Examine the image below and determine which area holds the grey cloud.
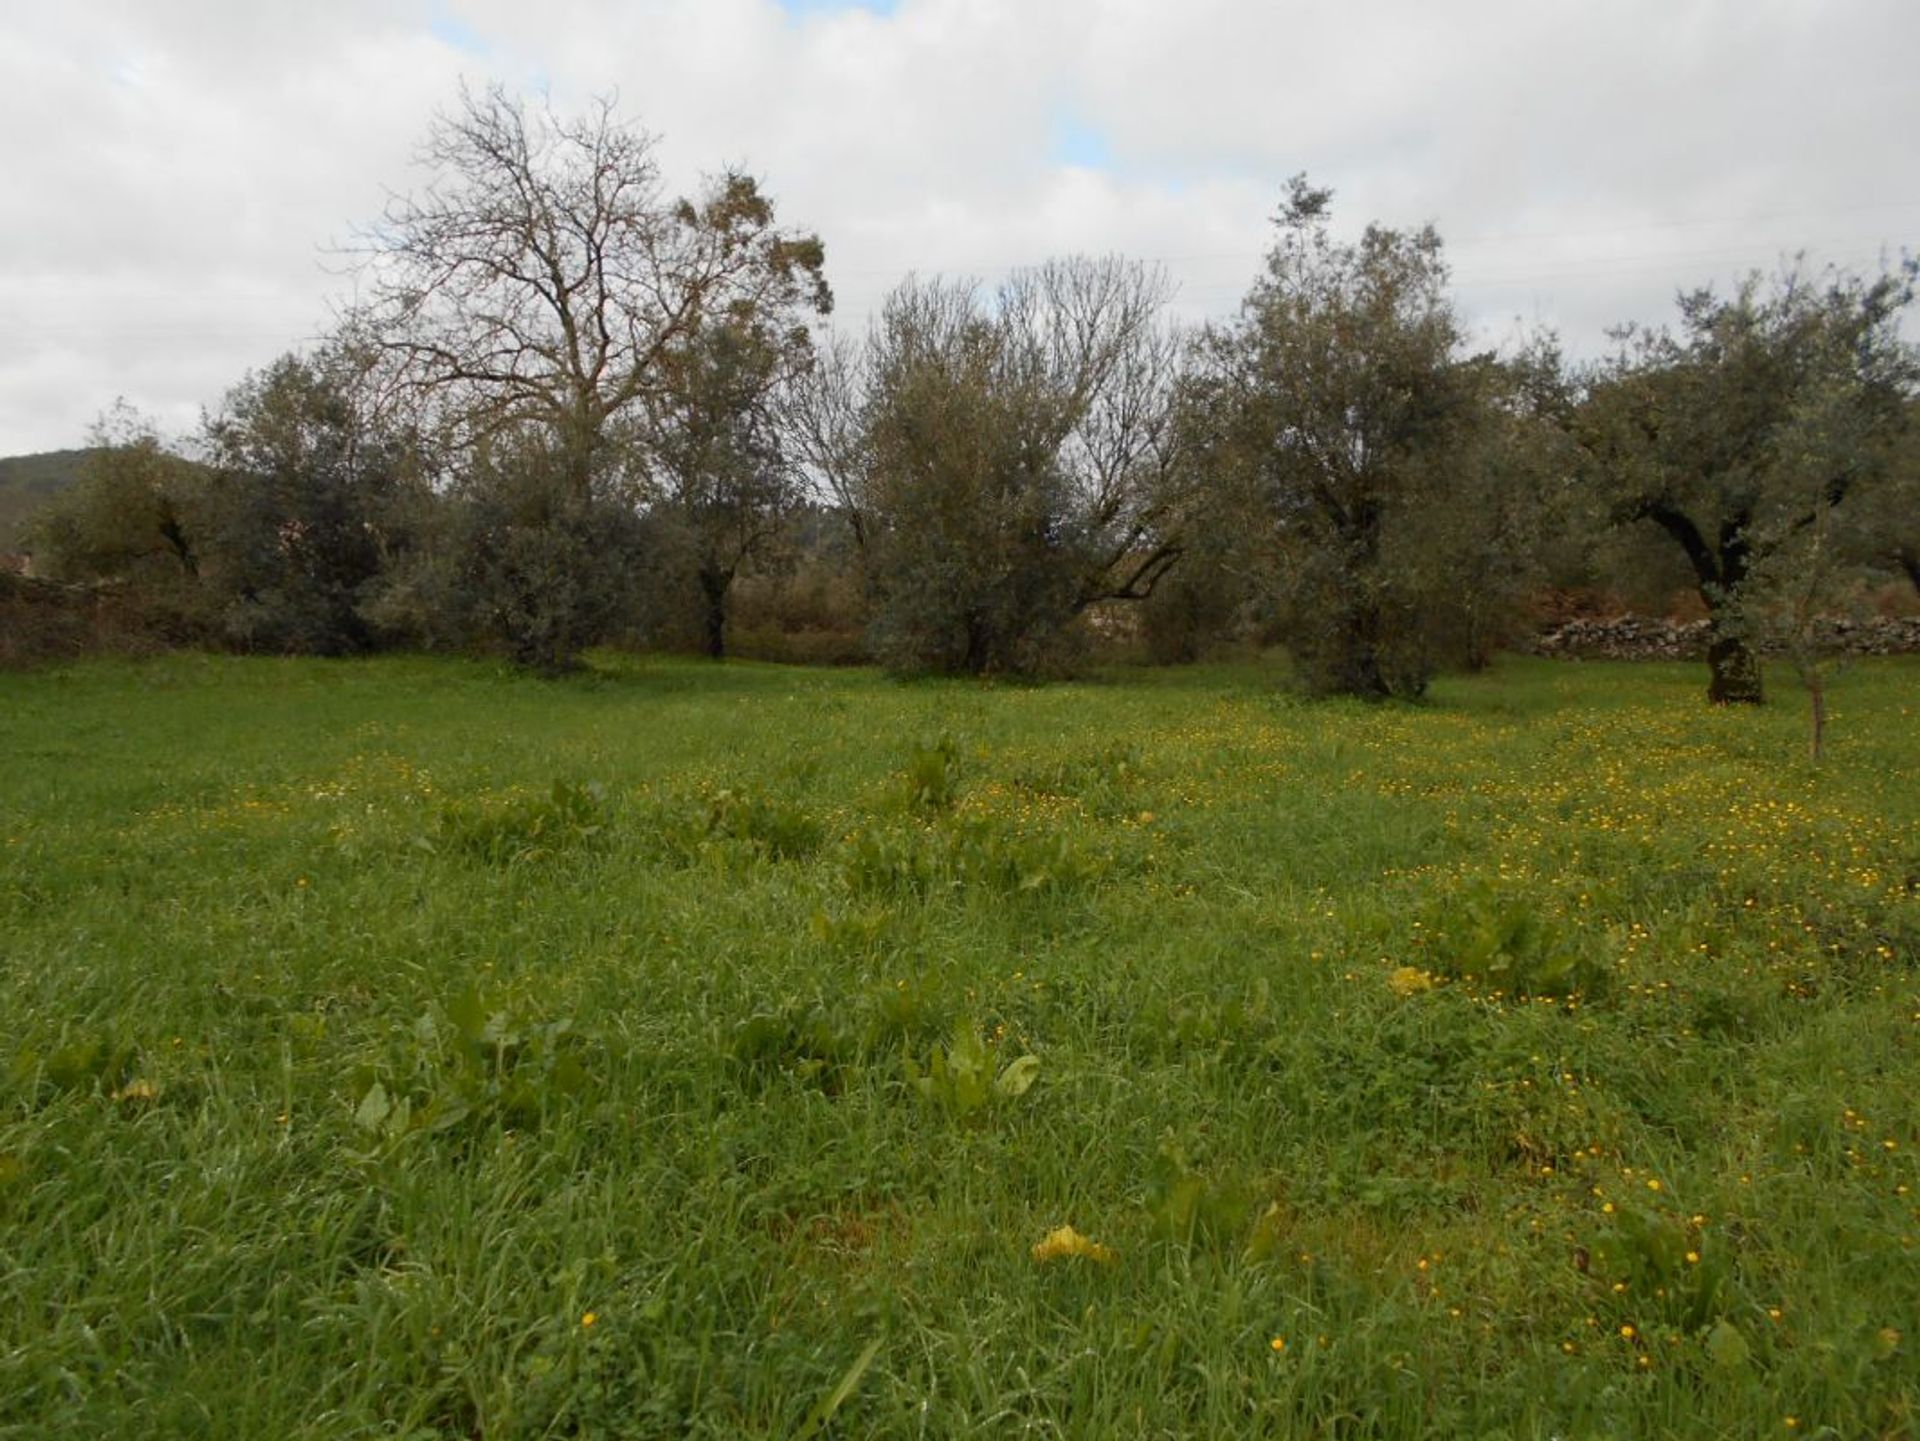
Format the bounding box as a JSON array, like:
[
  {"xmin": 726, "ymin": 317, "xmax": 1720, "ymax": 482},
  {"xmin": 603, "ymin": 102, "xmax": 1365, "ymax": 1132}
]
[{"xmin": 3, "ymin": 0, "xmax": 1914, "ymax": 453}]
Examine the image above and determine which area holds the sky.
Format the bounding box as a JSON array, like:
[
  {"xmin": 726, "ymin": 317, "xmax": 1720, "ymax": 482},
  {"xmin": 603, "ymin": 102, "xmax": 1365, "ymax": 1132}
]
[{"xmin": 2, "ymin": 0, "xmax": 1916, "ymax": 456}]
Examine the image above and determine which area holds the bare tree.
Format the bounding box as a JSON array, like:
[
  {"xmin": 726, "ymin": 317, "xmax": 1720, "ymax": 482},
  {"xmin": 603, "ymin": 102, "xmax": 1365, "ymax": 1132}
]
[
  {"xmin": 343, "ymin": 84, "xmax": 829, "ymax": 670},
  {"xmin": 353, "ymin": 83, "xmax": 830, "ymax": 503},
  {"xmin": 784, "ymin": 329, "xmax": 874, "ymax": 550},
  {"xmin": 1042, "ymin": 259, "xmax": 1191, "ymax": 608}
]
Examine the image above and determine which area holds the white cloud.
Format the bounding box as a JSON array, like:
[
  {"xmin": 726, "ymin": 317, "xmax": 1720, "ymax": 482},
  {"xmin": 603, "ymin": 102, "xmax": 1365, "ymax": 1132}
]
[{"xmin": 2, "ymin": 0, "xmax": 1915, "ymax": 452}]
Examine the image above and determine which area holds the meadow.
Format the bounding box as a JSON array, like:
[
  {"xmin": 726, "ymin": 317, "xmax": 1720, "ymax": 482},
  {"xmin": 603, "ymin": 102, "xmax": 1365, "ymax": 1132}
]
[{"xmin": 1, "ymin": 652, "xmax": 1915, "ymax": 1439}]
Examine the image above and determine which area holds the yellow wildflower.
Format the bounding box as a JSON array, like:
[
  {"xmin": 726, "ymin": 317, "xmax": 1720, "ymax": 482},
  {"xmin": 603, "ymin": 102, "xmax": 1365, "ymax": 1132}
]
[
  {"xmin": 1031, "ymin": 1225, "xmax": 1115, "ymax": 1265},
  {"xmin": 1388, "ymin": 966, "xmax": 1436, "ymax": 997}
]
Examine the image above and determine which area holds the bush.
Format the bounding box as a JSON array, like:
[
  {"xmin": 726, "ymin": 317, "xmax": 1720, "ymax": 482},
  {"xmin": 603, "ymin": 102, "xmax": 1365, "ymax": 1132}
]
[
  {"xmin": 1283, "ymin": 558, "xmax": 1437, "ymax": 700},
  {"xmin": 441, "ymin": 439, "xmax": 646, "ymax": 673}
]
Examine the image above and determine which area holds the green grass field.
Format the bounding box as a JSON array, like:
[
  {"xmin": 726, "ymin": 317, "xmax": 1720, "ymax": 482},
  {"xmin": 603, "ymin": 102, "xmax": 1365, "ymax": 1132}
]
[{"xmin": 2, "ymin": 653, "xmax": 1916, "ymax": 1438}]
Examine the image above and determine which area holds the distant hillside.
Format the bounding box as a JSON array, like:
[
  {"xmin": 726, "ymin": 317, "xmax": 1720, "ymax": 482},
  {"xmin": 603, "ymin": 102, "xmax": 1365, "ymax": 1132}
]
[{"xmin": 0, "ymin": 449, "xmax": 96, "ymax": 548}]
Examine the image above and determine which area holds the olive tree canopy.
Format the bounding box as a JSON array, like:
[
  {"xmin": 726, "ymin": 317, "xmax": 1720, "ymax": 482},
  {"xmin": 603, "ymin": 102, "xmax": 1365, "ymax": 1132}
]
[
  {"xmin": 1581, "ymin": 261, "xmax": 1917, "ymax": 703},
  {"xmin": 1192, "ymin": 178, "xmax": 1488, "ymax": 698}
]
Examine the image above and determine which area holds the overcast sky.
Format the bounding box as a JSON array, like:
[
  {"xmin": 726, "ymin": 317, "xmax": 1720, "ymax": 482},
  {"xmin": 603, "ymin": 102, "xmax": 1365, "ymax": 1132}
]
[{"xmin": 3, "ymin": 0, "xmax": 1916, "ymax": 456}]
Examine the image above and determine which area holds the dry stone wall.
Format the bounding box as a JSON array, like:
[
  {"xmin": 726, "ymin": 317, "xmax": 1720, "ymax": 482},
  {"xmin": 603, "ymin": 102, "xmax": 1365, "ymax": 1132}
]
[{"xmin": 1523, "ymin": 615, "xmax": 1920, "ymax": 660}]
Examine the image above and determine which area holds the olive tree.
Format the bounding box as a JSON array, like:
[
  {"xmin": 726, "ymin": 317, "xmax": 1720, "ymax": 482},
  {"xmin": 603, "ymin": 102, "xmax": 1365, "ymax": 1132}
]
[
  {"xmin": 1580, "ymin": 261, "xmax": 1917, "ymax": 703},
  {"xmin": 30, "ymin": 404, "xmax": 204, "ymax": 591},
  {"xmin": 1191, "ymin": 178, "xmax": 1487, "ymax": 698},
  {"xmin": 1429, "ymin": 339, "xmax": 1581, "ymax": 671},
  {"xmin": 633, "ymin": 317, "xmax": 810, "ymax": 658},
  {"xmin": 811, "ymin": 257, "xmax": 1187, "ymax": 675},
  {"xmin": 199, "ymin": 349, "xmax": 419, "ymax": 654},
  {"xmin": 1841, "ymin": 396, "xmax": 1920, "ymax": 598}
]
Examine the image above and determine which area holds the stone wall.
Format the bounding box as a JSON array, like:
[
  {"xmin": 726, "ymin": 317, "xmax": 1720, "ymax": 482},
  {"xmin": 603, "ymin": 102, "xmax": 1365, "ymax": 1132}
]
[
  {"xmin": 1522, "ymin": 614, "xmax": 1920, "ymax": 661},
  {"xmin": 0, "ymin": 573, "xmax": 172, "ymax": 666}
]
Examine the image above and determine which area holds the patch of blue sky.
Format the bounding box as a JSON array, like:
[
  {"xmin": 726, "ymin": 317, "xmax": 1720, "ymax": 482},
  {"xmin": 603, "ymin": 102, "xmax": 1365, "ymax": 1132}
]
[
  {"xmin": 777, "ymin": 0, "xmax": 900, "ymax": 16},
  {"xmin": 429, "ymin": 3, "xmax": 488, "ymax": 55},
  {"xmin": 1051, "ymin": 112, "xmax": 1112, "ymax": 171}
]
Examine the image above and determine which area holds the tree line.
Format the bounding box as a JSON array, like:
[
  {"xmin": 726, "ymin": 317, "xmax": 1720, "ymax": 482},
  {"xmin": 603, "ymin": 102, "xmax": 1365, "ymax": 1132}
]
[{"xmin": 22, "ymin": 86, "xmax": 1920, "ymax": 704}]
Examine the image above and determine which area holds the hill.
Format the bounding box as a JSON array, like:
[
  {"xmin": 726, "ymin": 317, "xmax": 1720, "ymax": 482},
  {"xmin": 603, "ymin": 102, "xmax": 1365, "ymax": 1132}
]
[{"xmin": 0, "ymin": 448, "xmax": 96, "ymax": 549}]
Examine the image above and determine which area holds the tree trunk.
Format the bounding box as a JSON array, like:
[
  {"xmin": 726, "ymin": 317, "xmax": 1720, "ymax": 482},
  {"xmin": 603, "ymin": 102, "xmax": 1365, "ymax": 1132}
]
[
  {"xmin": 1896, "ymin": 544, "xmax": 1920, "ymax": 599},
  {"xmin": 157, "ymin": 504, "xmax": 199, "ymax": 580},
  {"xmin": 1338, "ymin": 506, "xmax": 1393, "ymax": 698},
  {"xmin": 1639, "ymin": 502, "xmax": 1768, "ymax": 705},
  {"xmin": 962, "ymin": 608, "xmax": 991, "ymax": 675},
  {"xmin": 1351, "ymin": 605, "xmax": 1389, "ymax": 698},
  {"xmin": 1807, "ymin": 666, "xmax": 1826, "ymax": 761},
  {"xmin": 699, "ymin": 568, "xmax": 729, "ymax": 660},
  {"xmin": 1705, "ymin": 623, "xmax": 1764, "ymax": 704},
  {"xmin": 1704, "ymin": 513, "xmax": 1763, "ymax": 704},
  {"xmin": 1462, "ymin": 604, "xmax": 1495, "ymax": 673}
]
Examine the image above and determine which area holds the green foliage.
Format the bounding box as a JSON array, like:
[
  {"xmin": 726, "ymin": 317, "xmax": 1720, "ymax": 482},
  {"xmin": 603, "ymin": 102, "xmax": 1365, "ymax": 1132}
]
[
  {"xmin": 198, "ymin": 350, "xmax": 418, "ymax": 655},
  {"xmin": 27, "ymin": 408, "xmax": 206, "ymax": 605},
  {"xmin": 840, "ymin": 822, "xmax": 944, "ymax": 897},
  {"xmin": 729, "ymin": 1001, "xmax": 863, "ymax": 1094},
  {"xmin": 1139, "ymin": 536, "xmax": 1258, "ymax": 664},
  {"xmin": 10, "ymin": 1033, "xmax": 138, "ymax": 1102},
  {"xmin": 904, "ymin": 1017, "xmax": 1040, "ymax": 1120},
  {"xmin": 946, "ymin": 818, "xmax": 1110, "ymax": 895},
  {"xmin": 1580, "ymin": 1197, "xmax": 1733, "ymax": 1335},
  {"xmin": 350, "ymin": 987, "xmax": 597, "ymax": 1142},
  {"xmin": 437, "ymin": 434, "xmax": 649, "ymax": 673},
  {"xmin": 807, "ymin": 904, "xmax": 897, "ymax": 954},
  {"xmin": 1009, "ymin": 741, "xmax": 1143, "ymax": 819},
  {"xmin": 1193, "ymin": 177, "xmax": 1526, "ymax": 699},
  {"xmin": 893, "ymin": 735, "xmax": 960, "ymax": 811},
  {"xmin": 431, "ymin": 780, "xmax": 611, "ymax": 865},
  {"xmin": 704, "ymin": 788, "xmax": 824, "ymax": 860},
  {"xmin": 1421, "ymin": 881, "xmax": 1611, "ymax": 999},
  {"xmin": 839, "ymin": 816, "xmax": 1109, "ymax": 899},
  {"xmin": 729, "ymin": 982, "xmax": 956, "ymax": 1095},
  {"xmin": 847, "ymin": 261, "xmax": 1184, "ymax": 676},
  {"xmin": 1146, "ymin": 1136, "xmax": 1258, "ymax": 1251},
  {"xmin": 640, "ymin": 786, "xmax": 824, "ymax": 866},
  {"xmin": 1133, "ymin": 981, "xmax": 1276, "ymax": 1066}
]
